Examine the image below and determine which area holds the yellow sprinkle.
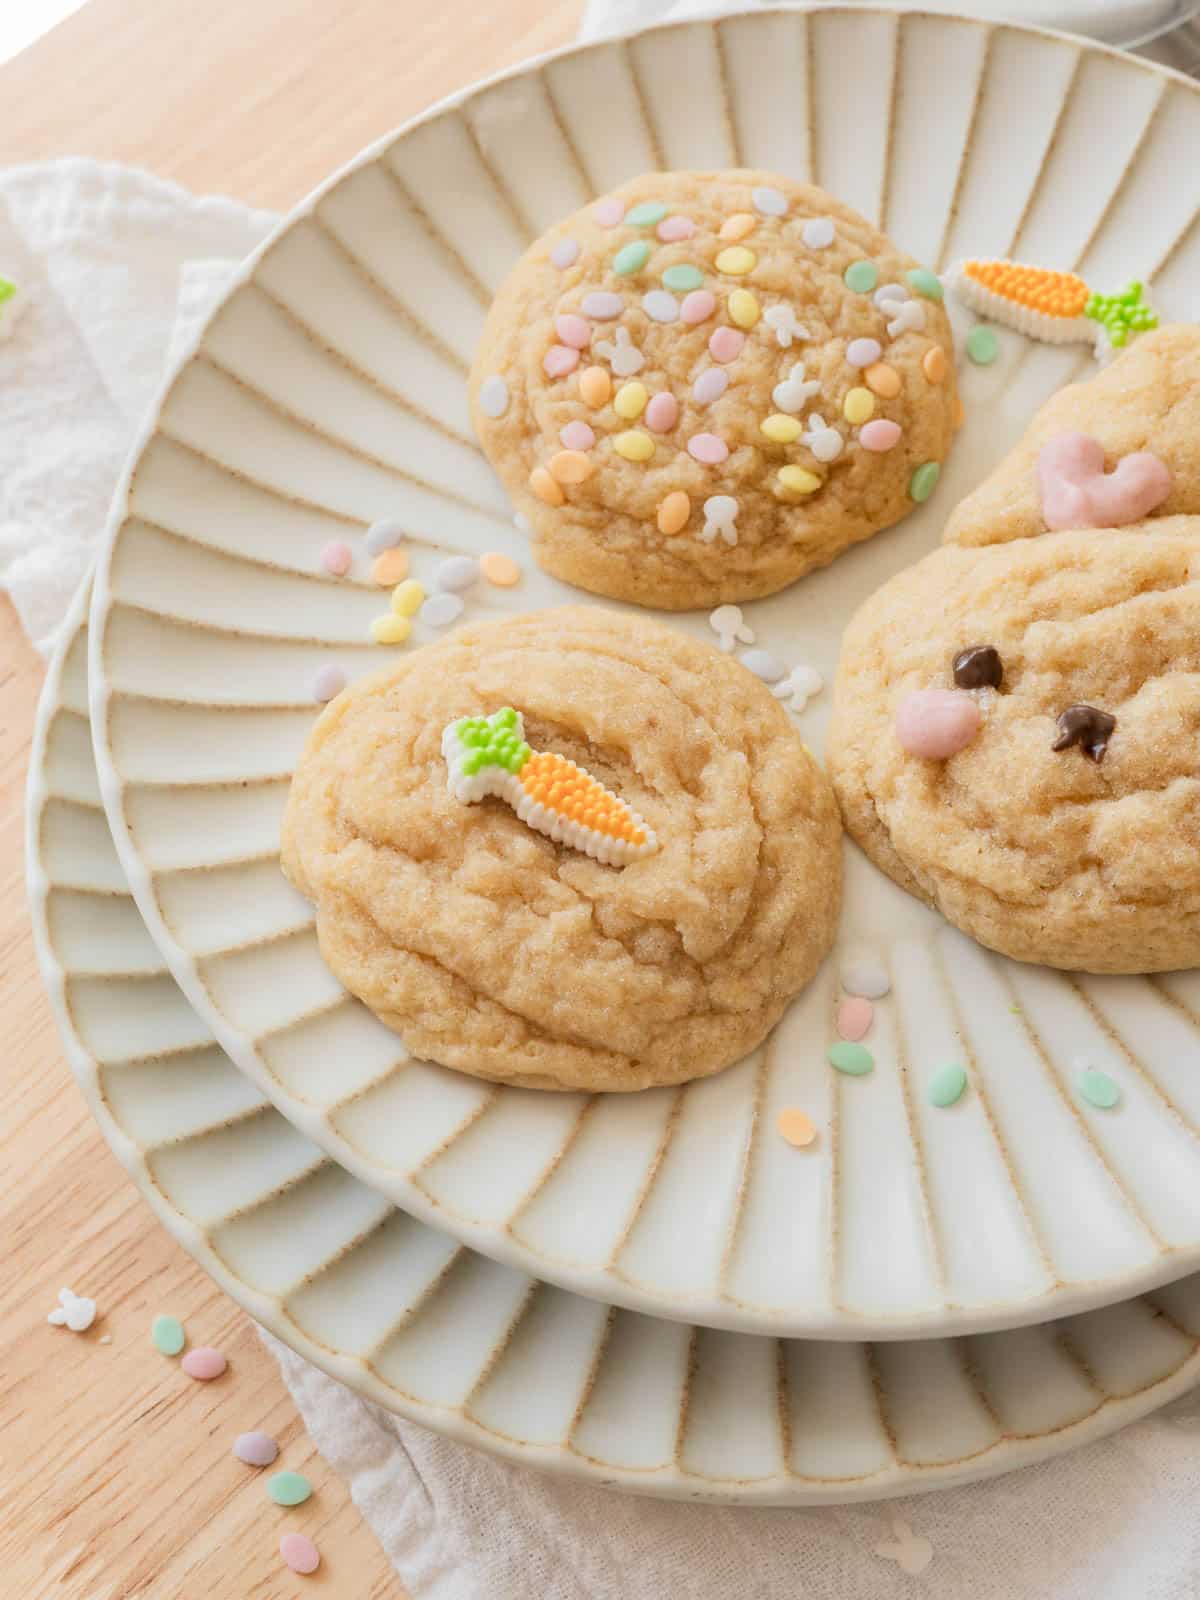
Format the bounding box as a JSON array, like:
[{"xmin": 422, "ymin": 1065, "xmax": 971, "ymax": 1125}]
[
  {"xmin": 657, "ymin": 490, "xmax": 690, "ymax": 534},
  {"xmin": 549, "ymin": 449, "xmax": 594, "ymax": 484},
  {"xmin": 760, "ymin": 413, "xmax": 802, "ymax": 443},
  {"xmin": 728, "ymin": 288, "xmax": 760, "ymax": 328},
  {"xmin": 719, "ymin": 212, "xmax": 756, "ymax": 242},
  {"xmin": 578, "ymin": 366, "xmax": 611, "ymax": 408},
  {"xmin": 613, "ymin": 430, "xmax": 654, "ymax": 462},
  {"xmin": 843, "ymin": 387, "xmax": 875, "ymax": 425},
  {"xmin": 530, "ymin": 465, "xmax": 565, "ymax": 506},
  {"xmin": 716, "ymin": 246, "xmax": 756, "ymax": 276},
  {"xmin": 370, "ymin": 613, "xmax": 412, "ymax": 645},
  {"xmin": 613, "ymin": 381, "xmax": 648, "ymax": 420},
  {"xmin": 778, "ymin": 465, "xmax": 821, "ymax": 496},
  {"xmin": 390, "ymin": 578, "xmax": 425, "ymax": 617}
]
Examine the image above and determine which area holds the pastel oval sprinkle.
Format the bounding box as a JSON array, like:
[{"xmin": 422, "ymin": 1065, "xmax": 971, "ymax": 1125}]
[
  {"xmin": 555, "ymin": 313, "xmax": 591, "ymax": 349},
  {"xmin": 268, "ymin": 1470, "xmax": 313, "ymax": 1508},
  {"xmin": 778, "ymin": 465, "xmax": 820, "ymax": 496},
  {"xmin": 828, "ymin": 1041, "xmax": 874, "ymax": 1076},
  {"xmin": 614, "ymin": 429, "xmax": 654, "ymax": 462},
  {"xmin": 365, "ymin": 517, "xmax": 405, "ymax": 554},
  {"xmin": 529, "ymin": 465, "xmax": 565, "ymax": 505},
  {"xmin": 626, "ymin": 200, "xmax": 668, "ymax": 227},
  {"xmin": 777, "ymin": 1108, "xmax": 817, "ymax": 1148},
  {"xmin": 370, "ymin": 613, "xmax": 411, "ymax": 645},
  {"xmin": 657, "ymin": 491, "xmax": 690, "ymax": 534},
  {"xmin": 760, "ymin": 413, "xmax": 802, "ymax": 443},
  {"xmin": 478, "ymin": 375, "xmax": 509, "ymax": 418},
  {"xmin": 740, "ymin": 649, "xmax": 786, "ymax": 682},
  {"xmin": 929, "ymin": 1063, "xmax": 968, "ymax": 1108},
  {"xmin": 645, "ymin": 392, "xmax": 679, "ymax": 432},
  {"xmin": 181, "ymin": 1346, "xmax": 227, "ymax": 1381},
  {"xmin": 550, "ymin": 237, "xmax": 580, "ymax": 270},
  {"xmin": 657, "ymin": 214, "xmax": 696, "ymax": 242},
  {"xmin": 837, "ymin": 996, "xmax": 874, "ymax": 1041},
  {"xmin": 233, "ymin": 1431, "xmax": 279, "ymax": 1467},
  {"xmin": 842, "ymin": 960, "xmax": 890, "ymax": 999},
  {"xmin": 716, "ymin": 245, "xmax": 756, "ymax": 276},
  {"xmin": 846, "ymin": 337, "xmax": 882, "ymax": 368},
  {"xmin": 753, "ymin": 186, "xmax": 788, "ymax": 217},
  {"xmin": 844, "ymin": 260, "xmax": 878, "ymax": 293},
  {"xmin": 896, "ymin": 687, "xmax": 979, "ymax": 758},
  {"xmin": 613, "ymin": 381, "xmax": 648, "ymax": 419},
  {"xmin": 319, "ymin": 540, "xmax": 352, "ymax": 577},
  {"xmin": 719, "ymin": 213, "xmax": 757, "ymax": 242},
  {"xmin": 662, "ymin": 263, "xmax": 704, "ymax": 293},
  {"xmin": 582, "ymin": 291, "xmax": 623, "ymax": 320},
  {"xmin": 708, "ymin": 326, "xmax": 745, "ymax": 362},
  {"xmin": 311, "ymin": 664, "xmax": 346, "ymax": 703},
  {"xmin": 371, "ymin": 548, "xmax": 409, "ymax": 586},
  {"xmin": 419, "ymin": 592, "xmax": 464, "ymax": 628},
  {"xmin": 802, "ymin": 216, "xmax": 835, "ymax": 249},
  {"xmin": 728, "ymin": 289, "xmax": 760, "ymax": 329},
  {"xmin": 578, "ymin": 365, "xmax": 612, "ymax": 407},
  {"xmin": 967, "ymin": 324, "xmax": 999, "ymax": 365},
  {"xmin": 613, "ymin": 240, "xmax": 651, "ymax": 276},
  {"xmin": 907, "ymin": 266, "xmax": 944, "ymax": 301},
  {"xmin": 642, "ymin": 289, "xmax": 679, "ymax": 323},
  {"xmin": 692, "ymin": 368, "xmax": 729, "ymax": 406},
  {"xmin": 390, "ymin": 578, "xmax": 425, "ymax": 617},
  {"xmin": 865, "ymin": 362, "xmax": 902, "ymax": 398},
  {"xmin": 559, "ymin": 419, "xmax": 595, "ymax": 451},
  {"xmin": 843, "ymin": 388, "xmax": 875, "ymax": 425},
  {"xmin": 688, "ymin": 432, "xmax": 729, "ymax": 465},
  {"xmin": 1079, "ymin": 1067, "xmax": 1121, "ymax": 1109},
  {"xmin": 860, "ymin": 419, "xmax": 902, "ymax": 452},
  {"xmin": 481, "ymin": 551, "xmax": 521, "ymax": 586},
  {"xmin": 435, "ymin": 555, "xmax": 480, "ymax": 592},
  {"xmin": 549, "ymin": 449, "xmax": 594, "ymax": 484},
  {"xmin": 280, "ymin": 1534, "xmax": 320, "ymax": 1576},
  {"xmin": 910, "ymin": 461, "xmax": 942, "ymax": 502},
  {"xmin": 681, "ymin": 289, "xmax": 717, "ymax": 324},
  {"xmin": 151, "ymin": 1314, "xmax": 185, "ymax": 1356},
  {"xmin": 543, "ymin": 344, "xmax": 580, "ymax": 379},
  {"xmin": 593, "ymin": 198, "xmax": 624, "ymax": 227},
  {"xmin": 923, "ymin": 346, "xmax": 948, "ymax": 383},
  {"xmin": 874, "ymin": 283, "xmax": 907, "ymax": 307}
]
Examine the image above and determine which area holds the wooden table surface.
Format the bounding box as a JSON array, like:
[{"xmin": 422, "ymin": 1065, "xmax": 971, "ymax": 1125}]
[{"xmin": 0, "ymin": 2, "xmax": 582, "ymax": 1594}]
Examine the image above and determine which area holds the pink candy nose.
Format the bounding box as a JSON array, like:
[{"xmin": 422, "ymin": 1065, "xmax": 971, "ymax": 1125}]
[{"xmin": 896, "ymin": 689, "xmax": 981, "ymax": 759}]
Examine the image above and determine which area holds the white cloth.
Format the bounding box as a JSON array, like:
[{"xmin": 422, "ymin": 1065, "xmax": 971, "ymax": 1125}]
[{"xmin": 7, "ymin": 56, "xmax": 1200, "ymax": 1600}]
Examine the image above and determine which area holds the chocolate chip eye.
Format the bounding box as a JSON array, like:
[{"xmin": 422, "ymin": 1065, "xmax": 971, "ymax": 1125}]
[
  {"xmin": 1052, "ymin": 704, "xmax": 1116, "ymax": 763},
  {"xmin": 953, "ymin": 645, "xmax": 1003, "ymax": 690}
]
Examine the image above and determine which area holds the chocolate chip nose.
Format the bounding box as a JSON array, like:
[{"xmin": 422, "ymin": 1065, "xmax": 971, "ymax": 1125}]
[
  {"xmin": 953, "ymin": 645, "xmax": 1003, "ymax": 690},
  {"xmin": 1052, "ymin": 704, "xmax": 1115, "ymax": 762}
]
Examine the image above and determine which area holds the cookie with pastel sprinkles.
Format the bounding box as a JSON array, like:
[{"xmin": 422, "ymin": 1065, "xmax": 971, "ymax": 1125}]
[{"xmin": 470, "ymin": 170, "xmax": 960, "ymax": 610}]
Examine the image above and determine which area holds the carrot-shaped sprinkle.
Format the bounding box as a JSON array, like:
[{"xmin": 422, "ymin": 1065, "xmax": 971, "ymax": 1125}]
[
  {"xmin": 442, "ymin": 707, "xmax": 657, "ymax": 866},
  {"xmin": 948, "ymin": 259, "xmax": 1157, "ymax": 359}
]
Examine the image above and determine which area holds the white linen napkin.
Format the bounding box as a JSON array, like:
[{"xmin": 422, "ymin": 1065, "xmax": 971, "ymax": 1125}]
[{"xmin": 9, "ymin": 88, "xmax": 1200, "ymax": 1600}]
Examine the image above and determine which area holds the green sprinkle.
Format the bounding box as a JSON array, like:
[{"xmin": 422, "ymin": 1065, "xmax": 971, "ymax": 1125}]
[
  {"xmin": 268, "ymin": 1471, "xmax": 313, "ymax": 1507},
  {"xmin": 966, "ymin": 325, "xmax": 999, "ymax": 365},
  {"xmin": 843, "ymin": 260, "xmax": 878, "ymax": 294},
  {"xmin": 828, "ymin": 1041, "xmax": 874, "ymax": 1076},
  {"xmin": 151, "ymin": 1314, "xmax": 186, "ymax": 1356},
  {"xmin": 1078, "ymin": 1067, "xmax": 1121, "ymax": 1110},
  {"xmin": 906, "ymin": 266, "xmax": 944, "ymax": 302},
  {"xmin": 662, "ymin": 263, "xmax": 704, "ymax": 292},
  {"xmin": 0, "ymin": 276, "xmax": 15, "ymax": 305},
  {"xmin": 909, "ymin": 461, "xmax": 941, "ymax": 503},
  {"xmin": 613, "ymin": 240, "xmax": 651, "ymax": 276},
  {"xmin": 929, "ymin": 1064, "xmax": 968, "ymax": 1107},
  {"xmin": 625, "ymin": 201, "xmax": 668, "ymax": 228}
]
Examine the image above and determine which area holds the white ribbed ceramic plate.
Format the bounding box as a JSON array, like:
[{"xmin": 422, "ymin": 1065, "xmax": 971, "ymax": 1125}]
[
  {"xmin": 90, "ymin": 7, "xmax": 1200, "ymax": 1339},
  {"xmin": 33, "ymin": 585, "xmax": 1200, "ymax": 1501}
]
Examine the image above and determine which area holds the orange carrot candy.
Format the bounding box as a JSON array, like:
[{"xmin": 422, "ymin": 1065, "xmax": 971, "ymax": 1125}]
[
  {"xmin": 441, "ymin": 707, "xmax": 657, "ymax": 866},
  {"xmin": 948, "ymin": 258, "xmax": 1158, "ymax": 360}
]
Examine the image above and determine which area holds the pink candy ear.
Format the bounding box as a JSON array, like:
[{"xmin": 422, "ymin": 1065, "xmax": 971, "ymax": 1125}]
[
  {"xmin": 896, "ymin": 689, "xmax": 980, "ymax": 760},
  {"xmin": 1038, "ymin": 432, "xmax": 1172, "ymax": 531}
]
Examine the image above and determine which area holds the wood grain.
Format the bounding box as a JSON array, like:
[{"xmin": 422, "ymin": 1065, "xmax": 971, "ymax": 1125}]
[{"xmin": 0, "ymin": 1, "xmax": 581, "ymax": 1595}]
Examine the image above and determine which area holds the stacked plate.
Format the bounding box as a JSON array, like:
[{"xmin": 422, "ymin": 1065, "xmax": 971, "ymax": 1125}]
[{"xmin": 27, "ymin": 7, "xmax": 1200, "ymax": 1504}]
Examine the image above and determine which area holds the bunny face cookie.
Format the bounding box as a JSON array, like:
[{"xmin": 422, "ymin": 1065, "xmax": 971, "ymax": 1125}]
[{"xmin": 470, "ymin": 170, "xmax": 959, "ymax": 610}]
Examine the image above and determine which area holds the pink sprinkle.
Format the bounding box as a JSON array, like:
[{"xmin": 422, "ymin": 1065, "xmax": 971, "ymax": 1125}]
[
  {"xmin": 692, "ymin": 368, "xmax": 729, "ymax": 407},
  {"xmin": 593, "ymin": 199, "xmax": 625, "ymax": 228},
  {"xmin": 860, "ymin": 419, "xmax": 902, "ymax": 452},
  {"xmin": 311, "ymin": 664, "xmax": 346, "ymax": 703},
  {"xmin": 543, "ymin": 345, "xmax": 580, "ymax": 378},
  {"xmin": 688, "ymin": 432, "xmax": 729, "ymax": 465},
  {"xmin": 657, "ymin": 215, "xmax": 696, "ymax": 242},
  {"xmin": 896, "ymin": 689, "xmax": 980, "ymax": 760},
  {"xmin": 837, "ymin": 997, "xmax": 874, "ymax": 1041},
  {"xmin": 645, "ymin": 392, "xmax": 679, "ymax": 432},
  {"xmin": 550, "ymin": 238, "xmax": 580, "ymax": 269},
  {"xmin": 582, "ymin": 291, "xmax": 624, "ymax": 320},
  {"xmin": 555, "ymin": 313, "xmax": 591, "ymax": 350},
  {"xmin": 319, "ymin": 540, "xmax": 352, "ymax": 577},
  {"xmin": 847, "ymin": 337, "xmax": 883, "ymax": 368},
  {"xmin": 680, "ymin": 289, "xmax": 717, "ymax": 325},
  {"xmin": 181, "ymin": 1346, "xmax": 227, "ymax": 1381},
  {"xmin": 280, "ymin": 1534, "xmax": 321, "ymax": 1576},
  {"xmin": 708, "ymin": 327, "xmax": 745, "ymax": 364},
  {"xmin": 233, "ymin": 1430, "xmax": 279, "ymax": 1467},
  {"xmin": 559, "ymin": 420, "xmax": 595, "ymax": 450}
]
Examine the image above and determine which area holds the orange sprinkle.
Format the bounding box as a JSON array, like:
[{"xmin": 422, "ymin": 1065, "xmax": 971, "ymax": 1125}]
[
  {"xmin": 922, "ymin": 347, "xmax": 947, "ymax": 384},
  {"xmin": 549, "ymin": 449, "xmax": 594, "ymax": 485},
  {"xmin": 481, "ymin": 551, "xmax": 522, "ymax": 587},
  {"xmin": 777, "ymin": 1108, "xmax": 817, "ymax": 1148},
  {"xmin": 529, "ymin": 467, "xmax": 564, "ymax": 506},
  {"xmin": 657, "ymin": 490, "xmax": 690, "ymax": 535},
  {"xmin": 962, "ymin": 259, "xmax": 1089, "ymax": 319},
  {"xmin": 578, "ymin": 366, "xmax": 612, "ymax": 408},
  {"xmin": 371, "ymin": 548, "xmax": 409, "ymax": 586},
  {"xmin": 864, "ymin": 362, "xmax": 901, "ymax": 398},
  {"xmin": 719, "ymin": 212, "xmax": 756, "ymax": 242}
]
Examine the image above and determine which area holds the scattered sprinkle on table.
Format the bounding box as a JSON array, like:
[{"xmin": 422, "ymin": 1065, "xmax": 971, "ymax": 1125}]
[
  {"xmin": 268, "ymin": 1470, "xmax": 313, "ymax": 1507},
  {"xmin": 966, "ymin": 324, "xmax": 999, "ymax": 365},
  {"xmin": 48, "ymin": 1287, "xmax": 96, "ymax": 1332},
  {"xmin": 370, "ymin": 613, "xmax": 410, "ymax": 645},
  {"xmin": 836, "ymin": 997, "xmax": 873, "ymax": 1041},
  {"xmin": 776, "ymin": 1108, "xmax": 817, "ymax": 1148},
  {"xmin": 280, "ymin": 1533, "xmax": 321, "ymax": 1575},
  {"xmin": 181, "ymin": 1346, "xmax": 227, "ymax": 1381},
  {"xmin": 364, "ymin": 518, "xmax": 405, "ymax": 555},
  {"xmin": 319, "ymin": 540, "xmax": 352, "ymax": 577},
  {"xmin": 1078, "ymin": 1066, "xmax": 1121, "ymax": 1109},
  {"xmin": 371, "ymin": 548, "xmax": 409, "ymax": 587},
  {"xmin": 841, "ymin": 960, "xmax": 890, "ymax": 999},
  {"xmin": 233, "ymin": 1431, "xmax": 279, "ymax": 1467},
  {"xmin": 390, "ymin": 578, "xmax": 425, "ymax": 617},
  {"xmin": 828, "ymin": 1041, "xmax": 874, "ymax": 1076},
  {"xmin": 311, "ymin": 664, "xmax": 346, "ymax": 703},
  {"xmin": 151, "ymin": 1313, "xmax": 186, "ymax": 1355},
  {"xmin": 435, "ymin": 555, "xmax": 479, "ymax": 592},
  {"xmin": 929, "ymin": 1063, "xmax": 968, "ymax": 1107},
  {"xmin": 481, "ymin": 551, "xmax": 521, "ymax": 587},
  {"xmin": 420, "ymin": 592, "xmax": 463, "ymax": 629}
]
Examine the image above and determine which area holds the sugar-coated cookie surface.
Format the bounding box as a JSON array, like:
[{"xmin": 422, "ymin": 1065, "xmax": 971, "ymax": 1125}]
[
  {"xmin": 282, "ymin": 608, "xmax": 842, "ymax": 1091},
  {"xmin": 829, "ymin": 524, "xmax": 1200, "ymax": 973},
  {"xmin": 471, "ymin": 171, "xmax": 959, "ymax": 610}
]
